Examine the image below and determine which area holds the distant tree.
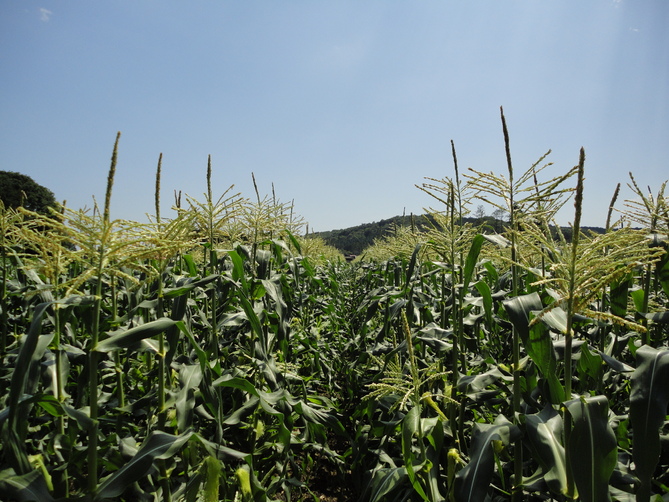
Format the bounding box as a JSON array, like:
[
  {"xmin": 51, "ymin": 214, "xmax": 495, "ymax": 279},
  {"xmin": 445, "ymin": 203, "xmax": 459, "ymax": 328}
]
[
  {"xmin": 474, "ymin": 204, "xmax": 486, "ymax": 221},
  {"xmin": 0, "ymin": 171, "xmax": 57, "ymax": 214},
  {"xmin": 492, "ymin": 207, "xmax": 508, "ymax": 233}
]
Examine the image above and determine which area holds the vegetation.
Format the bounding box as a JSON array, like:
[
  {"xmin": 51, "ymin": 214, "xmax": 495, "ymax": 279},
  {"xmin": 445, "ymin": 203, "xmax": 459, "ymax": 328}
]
[
  {"xmin": 1, "ymin": 116, "xmax": 669, "ymax": 501},
  {"xmin": 311, "ymin": 214, "xmax": 606, "ymax": 257},
  {"xmin": 0, "ymin": 171, "xmax": 58, "ymax": 215}
]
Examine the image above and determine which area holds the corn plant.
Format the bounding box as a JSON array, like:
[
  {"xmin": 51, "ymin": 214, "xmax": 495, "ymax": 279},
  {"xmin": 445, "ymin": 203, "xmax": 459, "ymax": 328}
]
[{"xmin": 2, "ymin": 121, "xmax": 669, "ymax": 501}]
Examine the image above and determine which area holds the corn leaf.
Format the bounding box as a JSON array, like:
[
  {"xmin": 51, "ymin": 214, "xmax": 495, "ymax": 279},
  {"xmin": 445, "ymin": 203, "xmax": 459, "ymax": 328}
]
[
  {"xmin": 162, "ymin": 274, "xmax": 219, "ymax": 298},
  {"xmin": 610, "ymin": 274, "xmax": 631, "ymax": 318},
  {"xmin": 564, "ymin": 395, "xmax": 617, "ymax": 502},
  {"xmin": 504, "ymin": 292, "xmax": 565, "ymax": 403},
  {"xmin": 462, "ymin": 234, "xmax": 484, "ymax": 294},
  {"xmin": 95, "ymin": 317, "xmax": 177, "ymax": 352},
  {"xmin": 0, "ymin": 468, "xmax": 55, "ymax": 502},
  {"xmin": 524, "ymin": 406, "xmax": 567, "ymax": 497},
  {"xmin": 176, "ymin": 364, "xmax": 203, "ymax": 432},
  {"xmin": 629, "ymin": 345, "xmax": 669, "ymax": 502},
  {"xmin": 454, "ymin": 415, "xmax": 520, "ymax": 502},
  {"xmin": 95, "ymin": 430, "xmax": 193, "ymax": 500},
  {"xmin": 3, "ymin": 302, "xmax": 54, "ymax": 474}
]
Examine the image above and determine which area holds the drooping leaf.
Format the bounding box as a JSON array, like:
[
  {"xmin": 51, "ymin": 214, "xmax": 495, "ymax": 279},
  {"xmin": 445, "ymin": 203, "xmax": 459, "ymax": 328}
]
[
  {"xmin": 61, "ymin": 404, "xmax": 95, "ymax": 433},
  {"xmin": 504, "ymin": 292, "xmax": 565, "ymax": 402},
  {"xmin": 577, "ymin": 343, "xmax": 603, "ymax": 390},
  {"xmin": 629, "ymin": 345, "xmax": 669, "ymax": 502},
  {"xmin": 0, "ymin": 468, "xmax": 55, "ymax": 502},
  {"xmin": 294, "ymin": 400, "xmax": 346, "ymax": 436},
  {"xmin": 366, "ymin": 466, "xmax": 409, "ymax": 502},
  {"xmin": 95, "ymin": 431, "xmax": 193, "ymax": 500},
  {"xmin": 95, "ymin": 317, "xmax": 177, "ymax": 352},
  {"xmin": 524, "ymin": 406, "xmax": 567, "ymax": 497},
  {"xmin": 641, "ymin": 311, "xmax": 669, "ymax": 324},
  {"xmin": 454, "ymin": 415, "xmax": 521, "ymax": 502},
  {"xmin": 483, "ymin": 233, "xmax": 512, "ymax": 248},
  {"xmin": 162, "ymin": 274, "xmax": 220, "ymax": 298},
  {"xmin": 564, "ymin": 396, "xmax": 617, "ymax": 502}
]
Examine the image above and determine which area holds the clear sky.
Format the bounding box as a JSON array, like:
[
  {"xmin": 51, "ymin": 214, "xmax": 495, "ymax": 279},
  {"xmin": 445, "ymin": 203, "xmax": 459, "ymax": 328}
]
[{"xmin": 1, "ymin": 1, "xmax": 668, "ymax": 232}]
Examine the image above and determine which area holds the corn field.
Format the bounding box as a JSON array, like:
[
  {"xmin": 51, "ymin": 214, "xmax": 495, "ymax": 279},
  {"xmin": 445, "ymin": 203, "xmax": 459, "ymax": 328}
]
[{"xmin": 2, "ymin": 116, "xmax": 669, "ymax": 501}]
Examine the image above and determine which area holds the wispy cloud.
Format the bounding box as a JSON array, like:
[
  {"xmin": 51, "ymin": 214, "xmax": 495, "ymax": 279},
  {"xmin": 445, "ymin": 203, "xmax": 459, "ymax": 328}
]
[{"xmin": 39, "ymin": 8, "xmax": 53, "ymax": 22}]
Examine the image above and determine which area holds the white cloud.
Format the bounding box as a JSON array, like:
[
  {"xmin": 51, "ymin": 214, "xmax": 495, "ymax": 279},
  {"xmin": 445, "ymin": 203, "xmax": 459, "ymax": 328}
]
[{"xmin": 39, "ymin": 8, "xmax": 53, "ymax": 22}]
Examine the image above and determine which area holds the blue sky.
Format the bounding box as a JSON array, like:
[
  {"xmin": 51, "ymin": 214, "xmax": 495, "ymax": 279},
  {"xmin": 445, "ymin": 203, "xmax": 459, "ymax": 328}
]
[{"xmin": 1, "ymin": 1, "xmax": 668, "ymax": 232}]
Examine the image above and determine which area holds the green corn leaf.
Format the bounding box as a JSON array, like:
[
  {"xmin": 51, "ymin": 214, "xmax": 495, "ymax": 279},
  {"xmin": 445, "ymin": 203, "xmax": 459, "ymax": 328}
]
[
  {"xmin": 641, "ymin": 311, "xmax": 669, "ymax": 324},
  {"xmin": 524, "ymin": 406, "xmax": 567, "ymax": 497},
  {"xmin": 400, "ymin": 406, "xmax": 431, "ymax": 502},
  {"xmin": 180, "ymin": 253, "xmax": 198, "ymax": 276},
  {"xmin": 33, "ymin": 394, "xmax": 62, "ymax": 417},
  {"xmin": 504, "ymin": 293, "xmax": 565, "ymax": 403},
  {"xmin": 228, "ymin": 249, "xmax": 248, "ymax": 290},
  {"xmin": 175, "ymin": 320, "xmax": 209, "ymax": 372},
  {"xmin": 7, "ymin": 302, "xmax": 53, "ymax": 427},
  {"xmin": 630, "ymin": 288, "xmax": 645, "ymax": 314},
  {"xmin": 95, "ymin": 430, "xmax": 193, "ymax": 500},
  {"xmin": 162, "ymin": 274, "xmax": 219, "ymax": 298},
  {"xmin": 502, "ymin": 291, "xmax": 543, "ymax": 342},
  {"xmin": 629, "ymin": 345, "xmax": 669, "ymax": 502},
  {"xmin": 367, "ymin": 466, "xmax": 409, "ymax": 502},
  {"xmin": 95, "ymin": 317, "xmax": 177, "ymax": 352},
  {"xmin": 222, "ymin": 396, "xmax": 260, "ymax": 425},
  {"xmin": 564, "ymin": 395, "xmax": 617, "ymax": 502},
  {"xmin": 237, "ymin": 292, "xmax": 268, "ymax": 360},
  {"xmin": 61, "ymin": 404, "xmax": 95, "ymax": 433},
  {"xmin": 405, "ymin": 244, "xmax": 423, "ymax": 289},
  {"xmin": 0, "ymin": 468, "xmax": 55, "ymax": 502},
  {"xmin": 454, "ymin": 415, "xmax": 521, "ymax": 502},
  {"xmin": 462, "ymin": 234, "xmax": 484, "ymax": 295},
  {"xmin": 214, "ymin": 374, "xmax": 260, "ymax": 397},
  {"xmin": 1, "ymin": 428, "xmax": 31, "ymax": 479},
  {"xmin": 535, "ymin": 306, "xmax": 569, "ymax": 335},
  {"xmin": 457, "ymin": 367, "xmax": 510, "ymax": 402},
  {"xmin": 609, "ymin": 274, "xmax": 631, "ymax": 318},
  {"xmin": 165, "ymin": 289, "xmax": 191, "ymax": 368},
  {"xmin": 284, "ymin": 229, "xmax": 302, "ymax": 255},
  {"xmin": 3, "ymin": 302, "xmax": 54, "ymax": 474},
  {"xmin": 474, "ymin": 279, "xmax": 493, "ymax": 326},
  {"xmin": 294, "ymin": 400, "xmax": 346, "ymax": 436},
  {"xmin": 187, "ymin": 433, "xmax": 248, "ymax": 461},
  {"xmin": 577, "ymin": 343, "xmax": 603, "ymax": 389},
  {"xmin": 655, "ymin": 246, "xmax": 669, "ymax": 297},
  {"xmin": 482, "ymin": 260, "xmax": 500, "ymax": 287},
  {"xmin": 176, "ymin": 364, "xmax": 203, "ymax": 432}
]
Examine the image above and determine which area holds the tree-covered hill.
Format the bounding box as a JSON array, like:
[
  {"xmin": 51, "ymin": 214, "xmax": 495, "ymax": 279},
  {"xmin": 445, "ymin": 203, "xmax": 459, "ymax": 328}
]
[{"xmin": 310, "ymin": 213, "xmax": 605, "ymax": 255}]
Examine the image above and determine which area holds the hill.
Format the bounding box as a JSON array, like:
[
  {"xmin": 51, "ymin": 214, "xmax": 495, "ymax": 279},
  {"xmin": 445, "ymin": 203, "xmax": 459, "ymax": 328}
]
[{"xmin": 309, "ymin": 214, "xmax": 606, "ymax": 256}]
